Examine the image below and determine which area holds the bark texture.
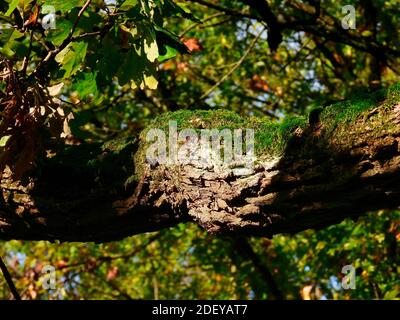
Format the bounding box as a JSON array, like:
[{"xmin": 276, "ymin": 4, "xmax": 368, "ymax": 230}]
[{"xmin": 0, "ymin": 93, "xmax": 399, "ymax": 242}]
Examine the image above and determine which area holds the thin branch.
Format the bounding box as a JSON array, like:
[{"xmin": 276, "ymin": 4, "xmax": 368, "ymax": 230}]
[
  {"xmin": 198, "ymin": 27, "xmax": 265, "ymax": 101},
  {"xmin": 71, "ymin": 30, "xmax": 102, "ymax": 41},
  {"xmin": 188, "ymin": 0, "xmax": 254, "ymax": 19},
  {"xmin": 57, "ymin": 233, "xmax": 161, "ymax": 271},
  {"xmin": 179, "ymin": 12, "xmax": 226, "ymax": 37},
  {"xmin": 234, "ymin": 91, "xmax": 280, "ymax": 119},
  {"xmin": 33, "ymin": 33, "xmax": 52, "ymax": 51},
  {"xmin": 199, "ymin": 17, "xmax": 233, "ymax": 30},
  {"xmin": 0, "ymin": 256, "xmax": 21, "ymax": 300},
  {"xmin": 98, "ymin": 275, "xmax": 134, "ymax": 300}
]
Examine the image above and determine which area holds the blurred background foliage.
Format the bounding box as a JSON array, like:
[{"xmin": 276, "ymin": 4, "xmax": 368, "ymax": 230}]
[{"xmin": 0, "ymin": 0, "xmax": 399, "ymax": 299}]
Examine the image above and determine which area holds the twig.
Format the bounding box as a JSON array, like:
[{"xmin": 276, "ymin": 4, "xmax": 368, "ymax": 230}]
[
  {"xmin": 70, "ymin": 30, "xmax": 102, "ymax": 41},
  {"xmin": 188, "ymin": 0, "xmax": 253, "ymax": 19},
  {"xmin": 199, "ymin": 17, "xmax": 233, "ymax": 30},
  {"xmin": 33, "ymin": 33, "xmax": 51, "ymax": 51},
  {"xmin": 21, "ymin": 1, "xmax": 39, "ymax": 76},
  {"xmin": 57, "ymin": 233, "xmax": 161, "ymax": 271},
  {"xmin": 198, "ymin": 27, "xmax": 265, "ymax": 101},
  {"xmin": 179, "ymin": 12, "xmax": 225, "ymax": 37},
  {"xmin": 0, "ymin": 256, "xmax": 21, "ymax": 300}
]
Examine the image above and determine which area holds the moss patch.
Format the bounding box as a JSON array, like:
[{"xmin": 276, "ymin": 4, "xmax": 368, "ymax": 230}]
[
  {"xmin": 138, "ymin": 108, "xmax": 308, "ymax": 159},
  {"xmin": 321, "ymin": 82, "xmax": 400, "ymax": 133},
  {"xmin": 134, "ymin": 83, "xmax": 400, "ymax": 174}
]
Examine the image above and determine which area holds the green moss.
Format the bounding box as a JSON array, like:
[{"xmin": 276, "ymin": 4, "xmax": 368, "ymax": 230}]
[
  {"xmin": 384, "ymin": 82, "xmax": 400, "ymax": 109},
  {"xmin": 135, "ymin": 84, "xmax": 400, "ymax": 172},
  {"xmin": 322, "ymin": 90, "xmax": 383, "ymax": 125},
  {"xmin": 138, "ymin": 109, "xmax": 308, "ymax": 160},
  {"xmin": 143, "ymin": 109, "xmax": 246, "ymax": 132},
  {"xmin": 250, "ymin": 116, "xmax": 308, "ymax": 155},
  {"xmin": 321, "ymin": 82, "xmax": 400, "ymax": 132}
]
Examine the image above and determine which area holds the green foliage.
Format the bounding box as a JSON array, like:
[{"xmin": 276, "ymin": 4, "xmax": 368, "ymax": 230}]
[
  {"xmin": 0, "ymin": 28, "xmax": 24, "ymax": 57},
  {"xmin": 0, "ymin": 0, "xmax": 195, "ymax": 90},
  {"xmin": 41, "ymin": 0, "xmax": 85, "ymax": 13}
]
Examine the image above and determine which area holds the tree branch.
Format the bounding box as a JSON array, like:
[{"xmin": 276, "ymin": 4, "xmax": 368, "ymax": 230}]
[{"xmin": 0, "ymin": 89, "xmax": 399, "ymax": 242}]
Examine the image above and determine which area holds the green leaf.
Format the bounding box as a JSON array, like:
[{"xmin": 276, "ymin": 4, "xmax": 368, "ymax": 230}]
[
  {"xmin": 383, "ymin": 288, "xmax": 399, "ymax": 300},
  {"xmin": 155, "ymin": 25, "xmax": 189, "ymax": 55},
  {"xmin": 158, "ymin": 44, "xmax": 178, "ymax": 62},
  {"xmin": 159, "ymin": 0, "xmax": 201, "ymax": 23},
  {"xmin": 45, "ymin": 19, "xmax": 73, "ymax": 46},
  {"xmin": 0, "ymin": 28, "xmax": 24, "ymax": 57},
  {"xmin": 117, "ymin": 48, "xmax": 145, "ymax": 86},
  {"xmin": 117, "ymin": 48, "xmax": 158, "ymax": 90},
  {"xmin": 0, "ymin": 135, "xmax": 10, "ymax": 147},
  {"xmin": 73, "ymin": 72, "xmax": 98, "ymax": 99},
  {"xmin": 55, "ymin": 41, "xmax": 88, "ymax": 78},
  {"xmin": 97, "ymin": 32, "xmax": 124, "ymax": 85},
  {"xmin": 120, "ymin": 0, "xmax": 138, "ymax": 11},
  {"xmin": 40, "ymin": 0, "xmax": 85, "ymax": 13},
  {"xmin": 5, "ymin": 0, "xmax": 18, "ymax": 16}
]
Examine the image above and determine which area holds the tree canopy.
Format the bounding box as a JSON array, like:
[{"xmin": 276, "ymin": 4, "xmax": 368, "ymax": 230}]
[{"xmin": 0, "ymin": 0, "xmax": 399, "ymax": 300}]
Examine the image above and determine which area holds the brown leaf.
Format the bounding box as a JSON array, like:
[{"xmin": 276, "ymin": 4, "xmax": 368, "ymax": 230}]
[
  {"xmin": 24, "ymin": 4, "xmax": 40, "ymax": 28},
  {"xmin": 182, "ymin": 38, "xmax": 202, "ymax": 53}
]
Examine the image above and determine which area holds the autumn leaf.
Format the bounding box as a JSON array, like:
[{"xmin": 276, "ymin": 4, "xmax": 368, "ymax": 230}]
[
  {"xmin": 23, "ymin": 3, "xmax": 40, "ymax": 28},
  {"xmin": 182, "ymin": 37, "xmax": 202, "ymax": 53}
]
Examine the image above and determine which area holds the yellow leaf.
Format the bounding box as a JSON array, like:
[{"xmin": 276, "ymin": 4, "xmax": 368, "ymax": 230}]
[
  {"xmin": 144, "ymin": 39, "xmax": 158, "ymax": 62},
  {"xmin": 143, "ymin": 75, "xmax": 158, "ymax": 90}
]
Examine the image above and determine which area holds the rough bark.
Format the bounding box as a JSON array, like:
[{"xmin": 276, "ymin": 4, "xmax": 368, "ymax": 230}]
[{"xmin": 0, "ymin": 92, "xmax": 399, "ymax": 242}]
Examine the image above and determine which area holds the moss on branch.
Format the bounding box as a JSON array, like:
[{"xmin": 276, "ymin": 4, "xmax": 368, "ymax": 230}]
[{"xmin": 136, "ymin": 82, "xmax": 400, "ymax": 165}]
